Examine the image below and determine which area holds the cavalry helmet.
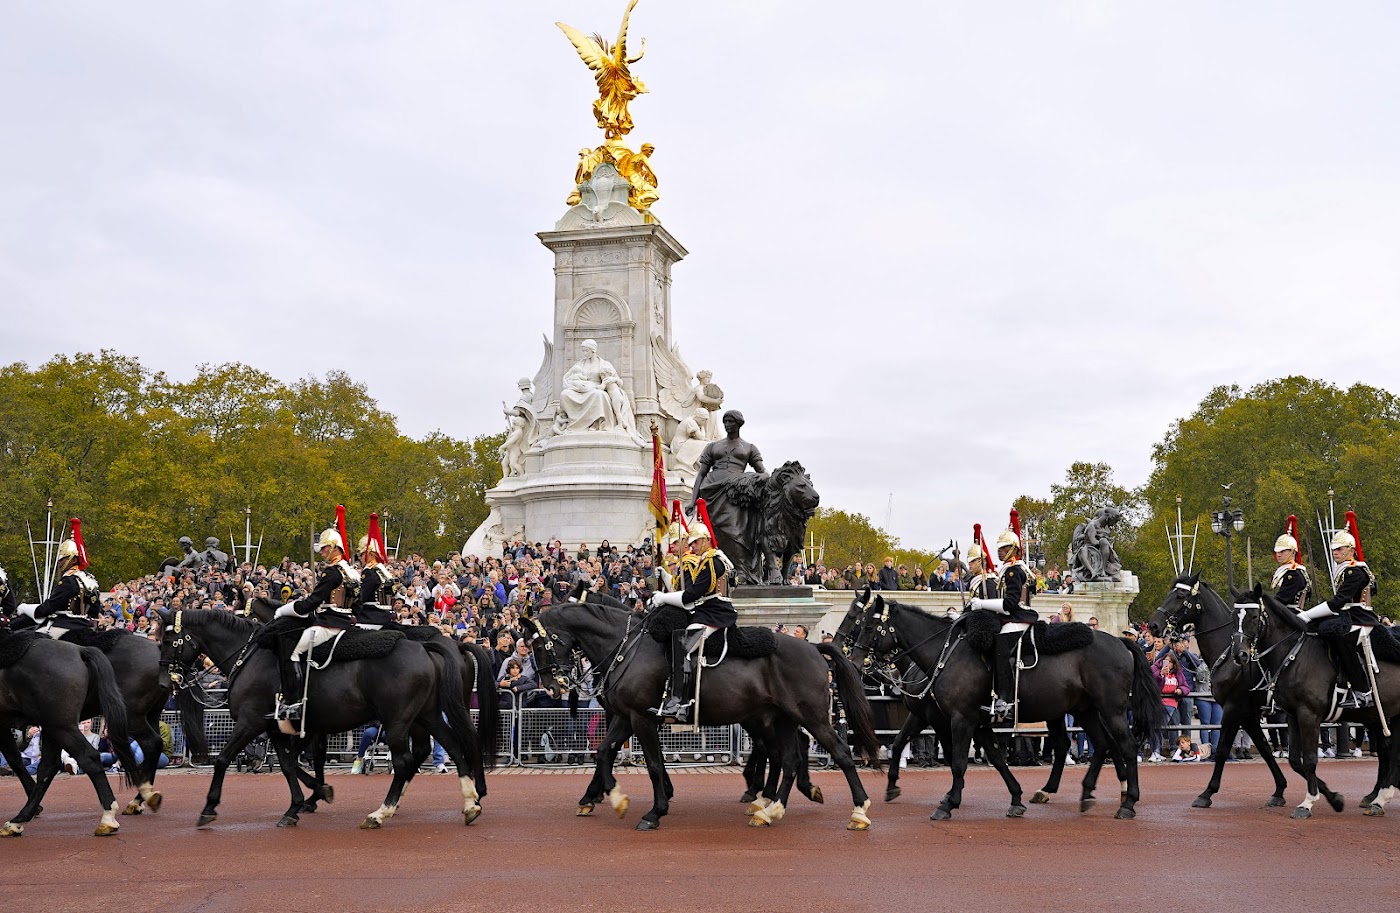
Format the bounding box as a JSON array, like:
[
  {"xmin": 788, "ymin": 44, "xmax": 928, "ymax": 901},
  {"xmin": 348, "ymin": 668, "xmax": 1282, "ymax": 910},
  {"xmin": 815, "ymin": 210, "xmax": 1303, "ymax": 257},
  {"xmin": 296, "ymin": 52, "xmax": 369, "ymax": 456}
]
[
  {"xmin": 1273, "ymin": 533, "xmax": 1298, "ymax": 553},
  {"xmin": 966, "ymin": 542, "xmax": 984, "ymax": 563},
  {"xmin": 316, "ymin": 528, "xmax": 345, "ymax": 553},
  {"xmin": 1330, "ymin": 529, "xmax": 1356, "ymax": 550},
  {"xmin": 687, "ymin": 527, "xmax": 712, "ymax": 545},
  {"xmin": 995, "ymin": 529, "xmax": 1020, "ymax": 551}
]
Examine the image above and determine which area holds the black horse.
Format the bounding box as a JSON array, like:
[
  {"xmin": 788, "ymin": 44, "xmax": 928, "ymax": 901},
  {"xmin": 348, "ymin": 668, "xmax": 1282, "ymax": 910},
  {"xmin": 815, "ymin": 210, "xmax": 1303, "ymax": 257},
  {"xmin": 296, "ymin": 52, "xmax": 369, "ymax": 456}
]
[
  {"xmin": 0, "ymin": 631, "xmax": 140, "ymax": 837},
  {"xmin": 844, "ymin": 591, "xmax": 1161, "ymax": 819},
  {"xmin": 229, "ymin": 593, "xmax": 499, "ymax": 810},
  {"xmin": 1237, "ymin": 586, "xmax": 1400, "ymax": 818},
  {"xmin": 1148, "ymin": 573, "xmax": 1293, "ymax": 809},
  {"xmin": 159, "ymin": 609, "xmax": 488, "ymax": 829},
  {"xmin": 528, "ymin": 599, "xmax": 881, "ymax": 830},
  {"xmin": 834, "ymin": 590, "xmax": 1048, "ymax": 809}
]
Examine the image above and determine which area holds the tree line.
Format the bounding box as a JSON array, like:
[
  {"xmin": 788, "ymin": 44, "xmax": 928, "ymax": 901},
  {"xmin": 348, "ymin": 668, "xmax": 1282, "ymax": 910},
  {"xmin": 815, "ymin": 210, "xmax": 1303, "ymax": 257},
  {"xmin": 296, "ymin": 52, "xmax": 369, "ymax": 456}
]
[{"xmin": 0, "ymin": 351, "xmax": 503, "ymax": 597}]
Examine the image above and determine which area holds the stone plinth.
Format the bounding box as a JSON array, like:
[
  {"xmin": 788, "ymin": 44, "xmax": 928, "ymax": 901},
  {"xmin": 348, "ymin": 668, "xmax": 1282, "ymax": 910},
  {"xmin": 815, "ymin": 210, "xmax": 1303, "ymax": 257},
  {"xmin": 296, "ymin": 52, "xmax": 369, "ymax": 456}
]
[{"xmin": 733, "ymin": 585, "xmax": 825, "ymax": 636}]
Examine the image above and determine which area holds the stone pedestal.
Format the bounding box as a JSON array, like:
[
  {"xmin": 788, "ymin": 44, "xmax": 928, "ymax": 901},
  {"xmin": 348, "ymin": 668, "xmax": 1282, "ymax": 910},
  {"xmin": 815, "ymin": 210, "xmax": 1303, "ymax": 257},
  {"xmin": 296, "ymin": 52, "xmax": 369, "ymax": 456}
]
[{"xmin": 733, "ymin": 586, "xmax": 825, "ymax": 637}]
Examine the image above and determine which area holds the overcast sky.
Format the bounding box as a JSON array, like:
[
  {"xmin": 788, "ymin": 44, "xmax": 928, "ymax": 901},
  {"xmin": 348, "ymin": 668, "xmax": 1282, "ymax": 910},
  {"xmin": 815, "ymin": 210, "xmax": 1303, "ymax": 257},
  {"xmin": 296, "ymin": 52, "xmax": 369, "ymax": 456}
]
[{"xmin": 3, "ymin": 2, "xmax": 1398, "ymax": 551}]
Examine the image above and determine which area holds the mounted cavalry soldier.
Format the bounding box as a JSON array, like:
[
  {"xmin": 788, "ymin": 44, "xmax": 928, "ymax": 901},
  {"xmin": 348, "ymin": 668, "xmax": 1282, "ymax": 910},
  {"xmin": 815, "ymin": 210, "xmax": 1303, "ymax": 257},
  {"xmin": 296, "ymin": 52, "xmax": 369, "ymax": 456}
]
[
  {"xmin": 964, "ymin": 531, "xmax": 999, "ymax": 601},
  {"xmin": 1271, "ymin": 514, "xmax": 1310, "ymax": 608},
  {"xmin": 1296, "ymin": 510, "xmax": 1380, "ymax": 708},
  {"xmin": 15, "ymin": 518, "xmax": 102, "ymax": 640},
  {"xmin": 355, "ymin": 513, "xmax": 395, "ymax": 630},
  {"xmin": 271, "ymin": 507, "xmax": 361, "ymax": 732},
  {"xmin": 968, "ymin": 511, "xmax": 1037, "ymax": 720},
  {"xmin": 648, "ymin": 524, "xmax": 737, "ymax": 723}
]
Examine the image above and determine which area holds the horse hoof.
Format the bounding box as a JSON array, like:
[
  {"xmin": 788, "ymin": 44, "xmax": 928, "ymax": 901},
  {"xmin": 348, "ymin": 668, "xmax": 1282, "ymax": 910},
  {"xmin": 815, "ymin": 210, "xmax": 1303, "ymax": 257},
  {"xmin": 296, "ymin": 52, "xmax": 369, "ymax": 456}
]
[
  {"xmin": 1191, "ymin": 797, "xmax": 1213, "ymax": 809},
  {"xmin": 1360, "ymin": 796, "xmax": 1376, "ymax": 809},
  {"xmin": 1265, "ymin": 796, "xmax": 1285, "ymax": 808},
  {"xmin": 746, "ymin": 798, "xmax": 771, "ymax": 816},
  {"xmin": 94, "ymin": 823, "xmax": 119, "ymax": 837},
  {"xmin": 1364, "ymin": 804, "xmax": 1386, "ymax": 817},
  {"xmin": 1291, "ymin": 807, "xmax": 1312, "ymax": 820},
  {"xmin": 196, "ymin": 814, "xmax": 217, "ymax": 828},
  {"xmin": 576, "ymin": 804, "xmax": 594, "ymax": 817},
  {"xmin": 808, "ymin": 786, "xmax": 824, "ymax": 805},
  {"xmin": 0, "ymin": 822, "xmax": 22, "ymax": 837},
  {"xmin": 301, "ymin": 802, "xmax": 318, "ymax": 814},
  {"xmin": 1328, "ymin": 794, "xmax": 1346, "ymax": 813},
  {"xmin": 847, "ymin": 817, "xmax": 871, "ymax": 831},
  {"xmin": 122, "ymin": 801, "xmax": 143, "ymax": 816},
  {"xmin": 1007, "ymin": 805, "xmax": 1026, "ymax": 818},
  {"xmin": 321, "ymin": 785, "xmax": 335, "ymax": 804},
  {"xmin": 464, "ymin": 806, "xmax": 482, "ymax": 826},
  {"xmin": 740, "ymin": 791, "xmax": 757, "ymax": 804},
  {"xmin": 1079, "ymin": 798, "xmax": 1096, "ymax": 814},
  {"xmin": 1114, "ymin": 807, "xmax": 1136, "ymax": 820},
  {"xmin": 748, "ymin": 815, "xmax": 772, "ymax": 828},
  {"xmin": 884, "ymin": 787, "xmax": 901, "ymax": 803},
  {"xmin": 636, "ymin": 817, "xmax": 660, "ymax": 831},
  {"xmin": 359, "ymin": 816, "xmax": 381, "ymax": 830},
  {"xmin": 931, "ymin": 807, "xmax": 952, "ymax": 821},
  {"xmin": 613, "ymin": 796, "xmax": 630, "ymax": 819},
  {"xmin": 277, "ymin": 815, "xmax": 299, "ymax": 828},
  {"xmin": 144, "ymin": 792, "xmax": 163, "ymax": 814},
  {"xmin": 1030, "ymin": 790, "xmax": 1051, "ymax": 804}
]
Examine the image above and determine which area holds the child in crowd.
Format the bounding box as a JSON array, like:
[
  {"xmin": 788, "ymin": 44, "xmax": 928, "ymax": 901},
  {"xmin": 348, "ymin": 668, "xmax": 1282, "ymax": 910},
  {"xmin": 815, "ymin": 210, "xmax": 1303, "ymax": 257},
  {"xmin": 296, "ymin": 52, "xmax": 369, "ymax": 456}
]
[{"xmin": 1171, "ymin": 734, "xmax": 1201, "ymax": 762}]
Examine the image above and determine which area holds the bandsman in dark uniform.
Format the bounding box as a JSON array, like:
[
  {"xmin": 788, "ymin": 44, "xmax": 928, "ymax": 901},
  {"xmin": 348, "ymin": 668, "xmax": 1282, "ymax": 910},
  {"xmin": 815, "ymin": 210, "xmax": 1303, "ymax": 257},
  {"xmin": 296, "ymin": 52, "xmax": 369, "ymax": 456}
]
[
  {"xmin": 1271, "ymin": 515, "xmax": 1310, "ymax": 609},
  {"xmin": 969, "ymin": 512, "xmax": 1038, "ymax": 720},
  {"xmin": 355, "ymin": 513, "xmax": 395, "ymax": 630},
  {"xmin": 271, "ymin": 525, "xmax": 360, "ymax": 730},
  {"xmin": 1297, "ymin": 512, "xmax": 1379, "ymax": 708},
  {"xmin": 647, "ymin": 526, "xmax": 737, "ymax": 723},
  {"xmin": 16, "ymin": 518, "xmax": 102, "ymax": 640}
]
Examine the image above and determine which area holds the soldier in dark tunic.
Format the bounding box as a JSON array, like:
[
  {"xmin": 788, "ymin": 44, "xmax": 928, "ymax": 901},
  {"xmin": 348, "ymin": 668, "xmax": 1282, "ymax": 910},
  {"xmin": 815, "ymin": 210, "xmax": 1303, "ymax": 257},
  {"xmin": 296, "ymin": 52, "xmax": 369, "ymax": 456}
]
[
  {"xmin": 16, "ymin": 519, "xmax": 102, "ymax": 640},
  {"xmin": 965, "ymin": 540, "xmax": 999, "ymax": 600},
  {"xmin": 970, "ymin": 521, "xmax": 1037, "ymax": 720},
  {"xmin": 1298, "ymin": 520, "xmax": 1380, "ymax": 708},
  {"xmin": 355, "ymin": 513, "xmax": 395, "ymax": 630},
  {"xmin": 1270, "ymin": 517, "xmax": 1310, "ymax": 609},
  {"xmin": 647, "ymin": 527, "xmax": 737, "ymax": 723},
  {"xmin": 271, "ymin": 527, "xmax": 361, "ymax": 730}
]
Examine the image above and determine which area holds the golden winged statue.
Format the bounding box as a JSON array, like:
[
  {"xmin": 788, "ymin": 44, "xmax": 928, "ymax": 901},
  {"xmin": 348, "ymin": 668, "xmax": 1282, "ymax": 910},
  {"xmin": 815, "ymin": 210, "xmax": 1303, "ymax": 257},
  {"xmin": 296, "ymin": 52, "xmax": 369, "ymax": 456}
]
[{"xmin": 557, "ymin": 0, "xmax": 648, "ymax": 140}]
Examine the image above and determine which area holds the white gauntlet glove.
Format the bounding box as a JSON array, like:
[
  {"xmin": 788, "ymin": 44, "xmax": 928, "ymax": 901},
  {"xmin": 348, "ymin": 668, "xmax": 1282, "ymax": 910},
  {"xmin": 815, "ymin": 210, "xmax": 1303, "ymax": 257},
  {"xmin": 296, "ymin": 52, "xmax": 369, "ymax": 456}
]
[
  {"xmin": 1297, "ymin": 602, "xmax": 1335, "ymax": 622},
  {"xmin": 17, "ymin": 603, "xmax": 38, "ymax": 621},
  {"xmin": 970, "ymin": 598, "xmax": 1007, "ymax": 614},
  {"xmin": 650, "ymin": 591, "xmax": 685, "ymax": 609},
  {"xmin": 273, "ymin": 600, "xmax": 302, "ymax": 620}
]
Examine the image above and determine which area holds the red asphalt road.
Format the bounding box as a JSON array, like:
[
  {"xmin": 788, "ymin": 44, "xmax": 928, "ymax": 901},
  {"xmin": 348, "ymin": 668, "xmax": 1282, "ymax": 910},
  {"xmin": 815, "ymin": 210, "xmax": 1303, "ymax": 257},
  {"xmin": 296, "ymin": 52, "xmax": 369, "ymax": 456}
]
[{"xmin": 1, "ymin": 762, "xmax": 1395, "ymax": 913}]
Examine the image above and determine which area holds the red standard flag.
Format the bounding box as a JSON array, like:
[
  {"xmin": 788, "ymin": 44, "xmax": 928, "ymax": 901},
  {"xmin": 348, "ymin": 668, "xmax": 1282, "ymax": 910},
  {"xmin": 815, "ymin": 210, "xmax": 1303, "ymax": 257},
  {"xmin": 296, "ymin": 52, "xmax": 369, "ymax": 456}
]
[{"xmin": 648, "ymin": 426, "xmax": 668, "ymax": 531}]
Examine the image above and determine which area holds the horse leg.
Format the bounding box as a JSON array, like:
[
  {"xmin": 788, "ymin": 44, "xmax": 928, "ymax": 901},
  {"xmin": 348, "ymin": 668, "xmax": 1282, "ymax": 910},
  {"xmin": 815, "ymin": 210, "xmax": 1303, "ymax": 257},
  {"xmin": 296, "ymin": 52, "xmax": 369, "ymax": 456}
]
[
  {"xmin": 1, "ymin": 744, "xmax": 64, "ymax": 836},
  {"xmin": 802, "ymin": 715, "xmax": 872, "ymax": 830},
  {"xmin": 580, "ymin": 714, "xmax": 631, "ymax": 817},
  {"xmin": 196, "ymin": 717, "xmax": 263, "ymax": 827},
  {"xmin": 933, "ymin": 719, "xmax": 975, "ymax": 821},
  {"xmin": 0, "ymin": 729, "xmax": 38, "ymax": 808},
  {"xmin": 1365, "ymin": 721, "xmax": 1400, "ymax": 816},
  {"xmin": 1094, "ymin": 711, "xmax": 1139, "ymax": 819},
  {"xmin": 1289, "ymin": 715, "xmax": 1334, "ymax": 819},
  {"xmin": 978, "ymin": 721, "xmax": 1026, "ymax": 817},
  {"xmin": 1193, "ymin": 703, "xmax": 1242, "ymax": 808},
  {"xmin": 57, "ymin": 729, "xmax": 124, "ymax": 836},
  {"xmin": 741, "ymin": 729, "xmax": 766, "ymax": 803},
  {"xmin": 1074, "ymin": 715, "xmax": 1116, "ymax": 812},
  {"xmin": 629, "ymin": 715, "xmax": 672, "ymax": 831},
  {"xmin": 424, "ymin": 713, "xmax": 482, "ymax": 825},
  {"xmin": 268, "ymin": 735, "xmax": 310, "ymax": 828},
  {"xmin": 884, "ymin": 713, "xmax": 924, "ymax": 803},
  {"xmin": 296, "ymin": 736, "xmax": 333, "ymax": 812},
  {"xmin": 750, "ymin": 719, "xmax": 800, "ymax": 827},
  {"xmin": 1032, "ymin": 717, "xmax": 1072, "ymax": 805},
  {"xmin": 1361, "ymin": 722, "xmax": 1385, "ymax": 808},
  {"xmin": 122, "ymin": 715, "xmax": 163, "ymax": 816},
  {"xmin": 361, "ymin": 725, "xmax": 414, "ymax": 829},
  {"xmin": 1239, "ymin": 711, "xmax": 1289, "ymax": 808}
]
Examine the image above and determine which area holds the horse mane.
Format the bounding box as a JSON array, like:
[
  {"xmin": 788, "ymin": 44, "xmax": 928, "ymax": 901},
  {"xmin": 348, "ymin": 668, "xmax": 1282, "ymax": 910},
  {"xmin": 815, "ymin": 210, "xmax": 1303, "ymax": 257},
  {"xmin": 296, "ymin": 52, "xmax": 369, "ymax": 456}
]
[
  {"xmin": 1257, "ymin": 589, "xmax": 1306, "ymax": 632},
  {"xmin": 183, "ymin": 608, "xmax": 257, "ymax": 636},
  {"xmin": 883, "ymin": 598, "xmax": 956, "ymax": 631}
]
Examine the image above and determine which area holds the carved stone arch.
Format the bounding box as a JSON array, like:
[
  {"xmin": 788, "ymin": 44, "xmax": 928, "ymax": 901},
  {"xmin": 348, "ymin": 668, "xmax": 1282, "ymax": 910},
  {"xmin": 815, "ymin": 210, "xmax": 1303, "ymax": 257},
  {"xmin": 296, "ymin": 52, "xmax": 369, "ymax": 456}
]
[{"xmin": 566, "ymin": 292, "xmax": 632, "ymax": 329}]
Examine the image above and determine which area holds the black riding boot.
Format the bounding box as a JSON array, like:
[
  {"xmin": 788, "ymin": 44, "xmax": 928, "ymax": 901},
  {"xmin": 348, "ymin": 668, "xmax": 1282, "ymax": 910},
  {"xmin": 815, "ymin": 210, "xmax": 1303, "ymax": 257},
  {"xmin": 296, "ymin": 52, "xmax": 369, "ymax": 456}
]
[
  {"xmin": 1337, "ymin": 635, "xmax": 1374, "ymax": 708},
  {"xmin": 989, "ymin": 632, "xmax": 1020, "ymax": 720},
  {"xmin": 274, "ymin": 652, "xmax": 306, "ymax": 723},
  {"xmin": 653, "ymin": 629, "xmax": 694, "ymax": 722}
]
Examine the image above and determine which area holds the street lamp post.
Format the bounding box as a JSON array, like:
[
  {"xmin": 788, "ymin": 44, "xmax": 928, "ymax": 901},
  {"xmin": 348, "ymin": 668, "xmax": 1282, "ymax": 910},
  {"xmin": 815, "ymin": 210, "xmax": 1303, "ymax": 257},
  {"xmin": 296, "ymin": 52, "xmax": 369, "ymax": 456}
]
[{"xmin": 1210, "ymin": 489, "xmax": 1245, "ymax": 592}]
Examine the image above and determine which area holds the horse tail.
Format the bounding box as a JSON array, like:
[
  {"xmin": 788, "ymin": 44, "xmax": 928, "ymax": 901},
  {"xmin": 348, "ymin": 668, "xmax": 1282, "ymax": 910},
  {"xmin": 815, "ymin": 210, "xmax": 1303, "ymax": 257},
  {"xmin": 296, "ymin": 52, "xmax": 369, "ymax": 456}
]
[
  {"xmin": 174, "ymin": 683, "xmax": 209, "ymax": 762},
  {"xmin": 421, "ymin": 639, "xmax": 484, "ymax": 773},
  {"xmin": 817, "ymin": 643, "xmax": 883, "ymax": 770},
  {"xmin": 459, "ymin": 641, "xmax": 499, "ymax": 770},
  {"xmin": 79, "ymin": 646, "xmax": 139, "ymax": 788},
  {"xmin": 1126, "ymin": 639, "xmax": 1164, "ymax": 748}
]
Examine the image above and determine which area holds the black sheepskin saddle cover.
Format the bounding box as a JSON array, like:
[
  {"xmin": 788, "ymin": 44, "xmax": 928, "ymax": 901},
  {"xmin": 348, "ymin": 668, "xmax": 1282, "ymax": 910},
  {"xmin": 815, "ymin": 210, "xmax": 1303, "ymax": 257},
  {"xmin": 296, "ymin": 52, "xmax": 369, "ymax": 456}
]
[
  {"xmin": 1317, "ymin": 617, "xmax": 1400, "ymax": 664},
  {"xmin": 0, "ymin": 628, "xmax": 41, "ymax": 670},
  {"xmin": 647, "ymin": 605, "xmax": 778, "ymax": 660},
  {"xmin": 392, "ymin": 624, "xmax": 441, "ymax": 643},
  {"xmin": 961, "ymin": 610, "xmax": 1093, "ymax": 656},
  {"xmin": 59, "ymin": 626, "xmax": 128, "ymax": 653},
  {"xmin": 254, "ymin": 617, "xmax": 404, "ymax": 663}
]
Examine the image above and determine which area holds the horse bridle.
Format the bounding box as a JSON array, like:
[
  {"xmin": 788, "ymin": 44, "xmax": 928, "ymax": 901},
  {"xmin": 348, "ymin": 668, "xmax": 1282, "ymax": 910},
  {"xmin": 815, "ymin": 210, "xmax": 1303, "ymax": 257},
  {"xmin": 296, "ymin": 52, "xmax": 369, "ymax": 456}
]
[
  {"xmin": 527, "ymin": 612, "xmax": 643, "ymax": 701},
  {"xmin": 160, "ymin": 610, "xmax": 258, "ymax": 709},
  {"xmin": 847, "ymin": 595, "xmax": 942, "ymax": 698}
]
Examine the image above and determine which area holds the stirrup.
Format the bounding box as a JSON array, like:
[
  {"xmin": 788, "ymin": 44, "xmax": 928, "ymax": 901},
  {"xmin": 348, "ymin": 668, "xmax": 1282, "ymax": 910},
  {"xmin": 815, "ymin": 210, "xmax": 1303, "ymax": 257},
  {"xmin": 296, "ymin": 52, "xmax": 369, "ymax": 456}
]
[
  {"xmin": 989, "ymin": 697, "xmax": 1013, "ymax": 721},
  {"xmin": 1340, "ymin": 690, "xmax": 1373, "ymax": 709},
  {"xmin": 271, "ymin": 694, "xmax": 303, "ymax": 722}
]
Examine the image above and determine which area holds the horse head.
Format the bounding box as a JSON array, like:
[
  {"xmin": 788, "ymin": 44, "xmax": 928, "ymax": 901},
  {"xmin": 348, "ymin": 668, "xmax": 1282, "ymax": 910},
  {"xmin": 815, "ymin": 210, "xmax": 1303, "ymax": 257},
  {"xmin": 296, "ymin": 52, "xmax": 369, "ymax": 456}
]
[
  {"xmin": 523, "ymin": 613, "xmax": 576, "ymax": 700},
  {"xmin": 1148, "ymin": 571, "xmax": 1205, "ymax": 637},
  {"xmin": 155, "ymin": 608, "xmax": 202, "ymax": 687},
  {"xmin": 834, "ymin": 586, "xmax": 873, "ymax": 654},
  {"xmin": 844, "ymin": 590, "xmax": 895, "ymax": 676}
]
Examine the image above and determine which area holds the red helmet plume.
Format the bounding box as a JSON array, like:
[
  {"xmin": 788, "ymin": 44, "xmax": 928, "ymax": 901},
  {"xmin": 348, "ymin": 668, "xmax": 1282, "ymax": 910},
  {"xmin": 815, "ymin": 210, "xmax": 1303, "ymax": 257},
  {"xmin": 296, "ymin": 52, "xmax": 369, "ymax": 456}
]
[
  {"xmin": 974, "ymin": 522, "xmax": 996, "ymax": 572},
  {"xmin": 1009, "ymin": 508, "xmax": 1023, "ymax": 542},
  {"xmin": 70, "ymin": 517, "xmax": 89, "ymax": 570},
  {"xmin": 336, "ymin": 505, "xmax": 350, "ymax": 561},
  {"xmin": 1346, "ymin": 510, "xmax": 1364, "ymax": 562},
  {"xmin": 1286, "ymin": 514, "xmax": 1299, "ymax": 542},
  {"xmin": 364, "ymin": 512, "xmax": 387, "ymax": 561}
]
